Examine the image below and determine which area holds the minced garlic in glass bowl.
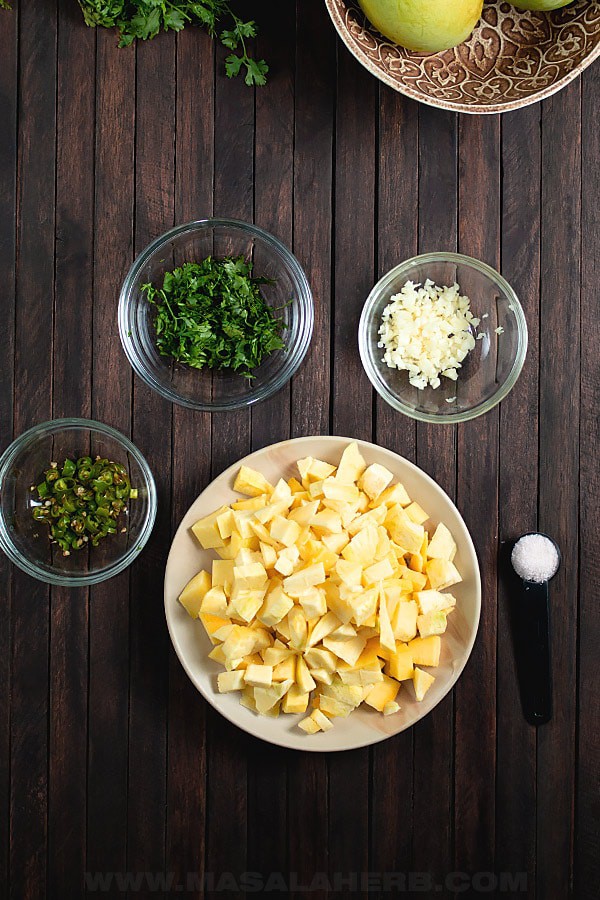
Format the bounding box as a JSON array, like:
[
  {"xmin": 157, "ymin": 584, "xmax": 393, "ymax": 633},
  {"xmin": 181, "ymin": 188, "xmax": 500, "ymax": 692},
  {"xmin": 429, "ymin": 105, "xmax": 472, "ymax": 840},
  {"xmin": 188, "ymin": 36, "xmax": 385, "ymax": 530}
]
[
  {"xmin": 378, "ymin": 279, "xmax": 480, "ymax": 390},
  {"xmin": 358, "ymin": 253, "xmax": 528, "ymax": 424}
]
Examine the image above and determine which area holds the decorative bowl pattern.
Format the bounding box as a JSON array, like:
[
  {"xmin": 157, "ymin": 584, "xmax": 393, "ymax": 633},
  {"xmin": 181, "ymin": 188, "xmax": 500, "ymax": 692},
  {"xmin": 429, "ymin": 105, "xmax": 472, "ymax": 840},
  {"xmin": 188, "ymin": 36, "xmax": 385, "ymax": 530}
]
[{"xmin": 325, "ymin": 0, "xmax": 600, "ymax": 113}]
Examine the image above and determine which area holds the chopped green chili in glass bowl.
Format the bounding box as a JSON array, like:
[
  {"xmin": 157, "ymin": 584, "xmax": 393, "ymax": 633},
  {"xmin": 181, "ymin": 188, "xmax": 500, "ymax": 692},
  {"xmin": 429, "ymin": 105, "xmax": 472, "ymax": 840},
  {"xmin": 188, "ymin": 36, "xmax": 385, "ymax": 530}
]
[{"xmin": 31, "ymin": 456, "xmax": 138, "ymax": 556}]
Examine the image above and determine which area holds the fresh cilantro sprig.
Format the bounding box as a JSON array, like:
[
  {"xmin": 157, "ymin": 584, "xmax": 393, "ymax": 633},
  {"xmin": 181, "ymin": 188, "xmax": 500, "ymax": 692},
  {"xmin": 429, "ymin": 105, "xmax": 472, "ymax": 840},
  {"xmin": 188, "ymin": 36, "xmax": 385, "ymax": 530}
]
[
  {"xmin": 77, "ymin": 1, "xmax": 268, "ymax": 86},
  {"xmin": 142, "ymin": 257, "xmax": 287, "ymax": 378}
]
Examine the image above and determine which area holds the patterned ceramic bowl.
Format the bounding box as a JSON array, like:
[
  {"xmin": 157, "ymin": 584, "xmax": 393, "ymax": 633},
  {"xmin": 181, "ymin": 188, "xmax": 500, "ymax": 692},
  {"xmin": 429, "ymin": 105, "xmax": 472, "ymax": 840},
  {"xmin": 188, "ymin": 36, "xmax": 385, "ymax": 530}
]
[{"xmin": 325, "ymin": 0, "xmax": 600, "ymax": 113}]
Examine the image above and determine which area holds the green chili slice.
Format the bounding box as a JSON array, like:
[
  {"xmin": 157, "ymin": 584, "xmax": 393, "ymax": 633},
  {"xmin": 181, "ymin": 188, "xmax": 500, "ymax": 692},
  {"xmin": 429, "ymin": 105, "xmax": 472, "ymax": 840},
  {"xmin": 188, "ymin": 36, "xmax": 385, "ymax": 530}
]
[{"xmin": 31, "ymin": 455, "xmax": 137, "ymax": 556}]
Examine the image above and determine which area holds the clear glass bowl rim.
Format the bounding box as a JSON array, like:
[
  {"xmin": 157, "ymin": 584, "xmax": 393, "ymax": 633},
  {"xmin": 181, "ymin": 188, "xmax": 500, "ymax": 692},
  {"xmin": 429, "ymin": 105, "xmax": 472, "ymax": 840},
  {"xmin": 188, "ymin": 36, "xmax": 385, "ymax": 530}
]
[
  {"xmin": 118, "ymin": 217, "xmax": 314, "ymax": 411},
  {"xmin": 358, "ymin": 251, "xmax": 529, "ymax": 424},
  {"xmin": 0, "ymin": 417, "xmax": 158, "ymax": 586}
]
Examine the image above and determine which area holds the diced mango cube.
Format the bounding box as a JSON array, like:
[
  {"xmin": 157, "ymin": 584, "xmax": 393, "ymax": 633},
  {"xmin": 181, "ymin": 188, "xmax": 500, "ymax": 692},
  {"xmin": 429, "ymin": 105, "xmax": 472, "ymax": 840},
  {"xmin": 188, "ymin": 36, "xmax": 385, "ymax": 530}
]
[
  {"xmin": 391, "ymin": 600, "xmax": 418, "ymax": 642},
  {"xmin": 417, "ymin": 611, "xmax": 448, "ymax": 638},
  {"xmin": 257, "ymin": 584, "xmax": 294, "ymax": 628},
  {"xmin": 385, "ymin": 506, "xmax": 425, "ymax": 554},
  {"xmin": 427, "ymin": 522, "xmax": 457, "ymax": 561},
  {"xmin": 387, "ymin": 644, "xmax": 414, "ymax": 681},
  {"xmin": 359, "ymin": 463, "xmax": 393, "ymax": 500},
  {"xmin": 364, "ymin": 673, "xmax": 399, "ymax": 712},
  {"xmin": 408, "ymin": 635, "xmax": 441, "ymax": 667},
  {"xmin": 217, "ymin": 670, "xmax": 245, "ymax": 693},
  {"xmin": 424, "ymin": 558, "xmax": 462, "ymax": 591},
  {"xmin": 191, "ymin": 506, "xmax": 228, "ymax": 549},
  {"xmin": 243, "ymin": 664, "xmax": 273, "ymax": 688},
  {"xmin": 298, "ymin": 715, "xmax": 320, "ymax": 733},
  {"xmin": 199, "ymin": 613, "xmax": 231, "ymax": 645},
  {"xmin": 178, "ymin": 569, "xmax": 211, "ymax": 618},
  {"xmin": 221, "ymin": 625, "xmax": 260, "ymax": 661},
  {"xmin": 282, "ymin": 684, "xmax": 309, "ymax": 714},
  {"xmin": 233, "ymin": 465, "xmax": 274, "ymax": 497},
  {"xmin": 272, "ymin": 656, "xmax": 296, "ymax": 682},
  {"xmin": 296, "ymin": 655, "xmax": 317, "ymax": 692},
  {"xmin": 404, "ymin": 501, "xmax": 429, "ymax": 525},
  {"xmin": 322, "ymin": 477, "xmax": 360, "ymax": 503},
  {"xmin": 298, "ymin": 587, "xmax": 327, "ymax": 620},
  {"xmin": 201, "ymin": 586, "xmax": 229, "ymax": 618},
  {"xmin": 376, "ymin": 482, "xmax": 411, "ymax": 507},
  {"xmin": 270, "ymin": 515, "xmax": 301, "ymax": 548},
  {"xmin": 341, "ymin": 524, "xmax": 379, "ymax": 566},
  {"xmin": 335, "ymin": 442, "xmax": 367, "ymax": 484},
  {"xmin": 288, "ymin": 606, "xmax": 308, "ymax": 649},
  {"xmin": 413, "ymin": 666, "xmax": 435, "ymax": 701},
  {"xmin": 283, "ymin": 563, "xmax": 326, "ymax": 597},
  {"xmin": 311, "ymin": 708, "xmax": 334, "ymax": 731}
]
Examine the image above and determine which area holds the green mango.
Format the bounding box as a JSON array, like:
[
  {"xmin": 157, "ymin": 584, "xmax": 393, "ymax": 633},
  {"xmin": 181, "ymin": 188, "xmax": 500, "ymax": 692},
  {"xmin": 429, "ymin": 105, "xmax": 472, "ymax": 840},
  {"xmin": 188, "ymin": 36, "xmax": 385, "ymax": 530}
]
[
  {"xmin": 358, "ymin": 0, "xmax": 484, "ymax": 53},
  {"xmin": 510, "ymin": 0, "xmax": 573, "ymax": 9}
]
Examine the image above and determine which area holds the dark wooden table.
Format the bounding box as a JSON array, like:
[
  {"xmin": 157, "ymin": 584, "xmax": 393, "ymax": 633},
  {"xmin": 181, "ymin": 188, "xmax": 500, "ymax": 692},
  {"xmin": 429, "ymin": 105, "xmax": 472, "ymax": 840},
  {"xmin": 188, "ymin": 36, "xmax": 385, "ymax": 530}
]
[{"xmin": 1, "ymin": 1, "xmax": 598, "ymax": 898}]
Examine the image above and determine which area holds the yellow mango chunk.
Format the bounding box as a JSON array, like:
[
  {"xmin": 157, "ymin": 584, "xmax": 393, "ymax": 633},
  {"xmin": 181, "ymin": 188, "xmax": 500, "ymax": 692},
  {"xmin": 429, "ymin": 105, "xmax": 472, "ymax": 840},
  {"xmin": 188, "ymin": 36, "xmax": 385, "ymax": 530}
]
[
  {"xmin": 408, "ymin": 635, "xmax": 441, "ymax": 667},
  {"xmin": 233, "ymin": 465, "xmax": 274, "ymax": 497},
  {"xmin": 364, "ymin": 673, "xmax": 399, "ymax": 712},
  {"xmin": 178, "ymin": 569, "xmax": 211, "ymax": 618},
  {"xmin": 413, "ymin": 666, "xmax": 435, "ymax": 701}
]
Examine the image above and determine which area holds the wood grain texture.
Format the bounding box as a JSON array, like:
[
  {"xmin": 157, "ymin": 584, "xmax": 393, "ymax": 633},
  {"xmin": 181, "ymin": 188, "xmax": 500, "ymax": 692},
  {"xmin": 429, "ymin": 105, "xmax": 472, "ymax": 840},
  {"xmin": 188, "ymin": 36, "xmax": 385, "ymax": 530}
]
[
  {"xmin": 537, "ymin": 81, "xmax": 581, "ymax": 900},
  {"xmin": 576, "ymin": 62, "xmax": 600, "ymax": 900},
  {"xmin": 328, "ymin": 44, "xmax": 376, "ymax": 899},
  {"xmin": 454, "ymin": 114, "xmax": 501, "ymax": 883},
  {"xmin": 86, "ymin": 27, "xmax": 135, "ymax": 889},
  {"xmin": 203, "ymin": 41, "xmax": 256, "ymax": 900},
  {"xmin": 245, "ymin": 4, "xmax": 296, "ymax": 892},
  {"xmin": 370, "ymin": 86, "xmax": 418, "ymax": 898},
  {"xmin": 48, "ymin": 8, "xmax": 96, "ymax": 894},
  {"xmin": 291, "ymin": 0, "xmax": 335, "ymax": 440},
  {"xmin": 0, "ymin": 1, "xmax": 18, "ymax": 892},
  {"xmin": 0, "ymin": 3, "xmax": 597, "ymax": 897},
  {"xmin": 496, "ymin": 103, "xmax": 541, "ymax": 899},
  {"xmin": 165, "ymin": 27, "xmax": 215, "ymax": 900},
  {"xmin": 412, "ymin": 105, "xmax": 459, "ymax": 898},
  {"xmin": 10, "ymin": 1, "xmax": 57, "ymax": 896},
  {"xmin": 127, "ymin": 31, "xmax": 176, "ymax": 898}
]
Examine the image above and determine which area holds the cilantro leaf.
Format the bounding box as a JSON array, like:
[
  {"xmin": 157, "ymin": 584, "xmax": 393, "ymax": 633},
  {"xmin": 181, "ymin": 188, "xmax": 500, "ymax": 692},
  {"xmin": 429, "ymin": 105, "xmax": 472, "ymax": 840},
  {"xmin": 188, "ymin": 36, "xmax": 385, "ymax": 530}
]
[
  {"xmin": 141, "ymin": 256, "xmax": 288, "ymax": 378},
  {"xmin": 76, "ymin": 1, "xmax": 267, "ymax": 85}
]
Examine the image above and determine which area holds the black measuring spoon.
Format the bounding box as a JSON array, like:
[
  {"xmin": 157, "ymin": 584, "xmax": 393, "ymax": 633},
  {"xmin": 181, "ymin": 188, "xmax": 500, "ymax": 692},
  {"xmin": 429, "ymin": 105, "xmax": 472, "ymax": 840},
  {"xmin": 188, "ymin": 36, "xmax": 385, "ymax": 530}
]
[{"xmin": 507, "ymin": 532, "xmax": 561, "ymax": 726}]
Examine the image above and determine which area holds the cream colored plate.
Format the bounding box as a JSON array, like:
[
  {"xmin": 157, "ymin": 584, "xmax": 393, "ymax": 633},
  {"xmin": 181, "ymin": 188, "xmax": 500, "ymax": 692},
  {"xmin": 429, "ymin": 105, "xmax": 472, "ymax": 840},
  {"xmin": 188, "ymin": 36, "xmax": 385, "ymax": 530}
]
[{"xmin": 164, "ymin": 436, "xmax": 481, "ymax": 751}]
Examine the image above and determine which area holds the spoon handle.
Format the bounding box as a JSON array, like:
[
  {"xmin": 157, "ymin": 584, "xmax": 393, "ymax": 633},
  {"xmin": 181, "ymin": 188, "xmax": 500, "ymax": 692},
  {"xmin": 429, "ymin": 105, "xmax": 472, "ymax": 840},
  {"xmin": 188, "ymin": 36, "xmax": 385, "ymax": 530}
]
[{"xmin": 517, "ymin": 580, "xmax": 552, "ymax": 725}]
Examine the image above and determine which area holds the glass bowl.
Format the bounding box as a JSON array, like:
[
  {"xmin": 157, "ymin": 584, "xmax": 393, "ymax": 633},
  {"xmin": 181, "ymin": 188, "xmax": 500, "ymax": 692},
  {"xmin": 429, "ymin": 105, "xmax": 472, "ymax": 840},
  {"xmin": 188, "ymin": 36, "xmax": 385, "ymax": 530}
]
[
  {"xmin": 0, "ymin": 418, "xmax": 157, "ymax": 586},
  {"xmin": 118, "ymin": 218, "xmax": 314, "ymax": 411},
  {"xmin": 359, "ymin": 253, "xmax": 528, "ymax": 424}
]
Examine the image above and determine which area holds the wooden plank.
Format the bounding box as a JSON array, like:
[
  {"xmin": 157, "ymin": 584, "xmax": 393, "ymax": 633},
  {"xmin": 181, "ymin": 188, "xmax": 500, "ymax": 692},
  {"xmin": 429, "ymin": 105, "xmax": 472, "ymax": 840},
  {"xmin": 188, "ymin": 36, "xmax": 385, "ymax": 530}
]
[
  {"xmin": 327, "ymin": 42, "xmax": 377, "ymax": 898},
  {"xmin": 287, "ymin": 3, "xmax": 335, "ymax": 897},
  {"xmin": 203, "ymin": 39, "xmax": 256, "ymax": 899},
  {"xmin": 245, "ymin": 2, "xmax": 296, "ymax": 889},
  {"xmin": 454, "ymin": 114, "xmax": 501, "ymax": 880},
  {"xmin": 576, "ymin": 63, "xmax": 600, "ymax": 900},
  {"xmin": 127, "ymin": 31, "xmax": 176, "ymax": 896},
  {"xmin": 86, "ymin": 28, "xmax": 135, "ymax": 887},
  {"xmin": 250, "ymin": 0, "xmax": 295, "ymax": 453},
  {"xmin": 47, "ymin": 5, "xmax": 95, "ymax": 896},
  {"xmin": 370, "ymin": 87, "xmax": 418, "ymax": 895},
  {"xmin": 410, "ymin": 106, "xmax": 459, "ymax": 897},
  {"xmin": 290, "ymin": 0, "xmax": 335, "ymax": 442},
  {"xmin": 10, "ymin": 0, "xmax": 57, "ymax": 896},
  {"xmin": 165, "ymin": 26, "xmax": 215, "ymax": 899},
  {"xmin": 537, "ymin": 82, "xmax": 581, "ymax": 900},
  {"xmin": 496, "ymin": 103, "xmax": 541, "ymax": 899},
  {"xmin": 0, "ymin": 0, "xmax": 18, "ymax": 891}
]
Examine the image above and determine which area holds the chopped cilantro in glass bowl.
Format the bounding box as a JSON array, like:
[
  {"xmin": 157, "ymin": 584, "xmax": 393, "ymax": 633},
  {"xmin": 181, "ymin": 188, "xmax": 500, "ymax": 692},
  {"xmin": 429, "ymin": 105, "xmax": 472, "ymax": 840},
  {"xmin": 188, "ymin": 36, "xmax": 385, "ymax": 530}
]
[{"xmin": 119, "ymin": 219, "xmax": 314, "ymax": 411}]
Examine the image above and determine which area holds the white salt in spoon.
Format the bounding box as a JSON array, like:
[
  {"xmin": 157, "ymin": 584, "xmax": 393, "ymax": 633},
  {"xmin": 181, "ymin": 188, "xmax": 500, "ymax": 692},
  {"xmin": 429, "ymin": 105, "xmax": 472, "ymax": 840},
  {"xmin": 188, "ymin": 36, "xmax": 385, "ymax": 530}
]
[{"xmin": 510, "ymin": 533, "xmax": 561, "ymax": 726}]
